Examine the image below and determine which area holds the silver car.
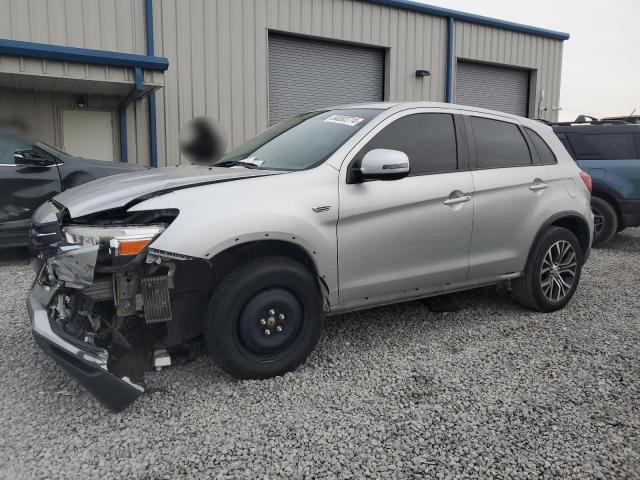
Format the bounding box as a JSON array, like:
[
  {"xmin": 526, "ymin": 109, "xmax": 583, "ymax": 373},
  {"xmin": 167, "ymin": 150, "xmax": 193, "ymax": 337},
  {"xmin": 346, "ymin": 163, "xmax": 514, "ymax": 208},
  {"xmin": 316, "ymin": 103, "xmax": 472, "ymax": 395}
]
[{"xmin": 28, "ymin": 102, "xmax": 593, "ymax": 411}]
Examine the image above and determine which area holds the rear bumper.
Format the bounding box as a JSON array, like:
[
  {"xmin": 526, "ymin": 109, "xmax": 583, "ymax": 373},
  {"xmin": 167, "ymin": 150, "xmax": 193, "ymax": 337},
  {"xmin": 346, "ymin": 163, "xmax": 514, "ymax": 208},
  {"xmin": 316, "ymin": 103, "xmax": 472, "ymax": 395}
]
[
  {"xmin": 619, "ymin": 199, "xmax": 640, "ymax": 228},
  {"xmin": 27, "ymin": 280, "xmax": 144, "ymax": 412}
]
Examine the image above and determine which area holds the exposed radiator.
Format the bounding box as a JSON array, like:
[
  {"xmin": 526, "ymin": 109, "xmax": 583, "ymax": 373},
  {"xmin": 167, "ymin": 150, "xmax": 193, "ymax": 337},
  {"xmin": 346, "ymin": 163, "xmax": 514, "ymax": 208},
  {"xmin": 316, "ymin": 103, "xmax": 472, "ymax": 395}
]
[{"xmin": 141, "ymin": 274, "xmax": 172, "ymax": 324}]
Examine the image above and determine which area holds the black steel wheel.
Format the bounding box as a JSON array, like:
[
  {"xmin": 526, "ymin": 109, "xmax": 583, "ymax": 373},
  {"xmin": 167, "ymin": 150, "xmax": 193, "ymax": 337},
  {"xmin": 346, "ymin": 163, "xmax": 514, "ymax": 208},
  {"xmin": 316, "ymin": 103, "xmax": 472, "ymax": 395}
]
[
  {"xmin": 237, "ymin": 288, "xmax": 303, "ymax": 356},
  {"xmin": 206, "ymin": 256, "xmax": 324, "ymax": 379}
]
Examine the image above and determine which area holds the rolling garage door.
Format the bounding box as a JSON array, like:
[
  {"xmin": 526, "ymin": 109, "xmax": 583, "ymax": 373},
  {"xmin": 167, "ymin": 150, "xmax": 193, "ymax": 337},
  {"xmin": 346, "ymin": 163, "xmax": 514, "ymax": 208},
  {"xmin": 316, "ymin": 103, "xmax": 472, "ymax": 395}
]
[
  {"xmin": 455, "ymin": 61, "xmax": 530, "ymax": 117},
  {"xmin": 268, "ymin": 34, "xmax": 384, "ymax": 125}
]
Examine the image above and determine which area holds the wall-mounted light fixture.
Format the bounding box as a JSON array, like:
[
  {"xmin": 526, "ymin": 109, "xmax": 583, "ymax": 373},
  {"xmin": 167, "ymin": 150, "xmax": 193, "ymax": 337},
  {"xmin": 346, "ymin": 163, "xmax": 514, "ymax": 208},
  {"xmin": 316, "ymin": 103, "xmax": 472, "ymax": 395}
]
[
  {"xmin": 415, "ymin": 69, "xmax": 431, "ymax": 78},
  {"xmin": 75, "ymin": 95, "xmax": 87, "ymax": 108}
]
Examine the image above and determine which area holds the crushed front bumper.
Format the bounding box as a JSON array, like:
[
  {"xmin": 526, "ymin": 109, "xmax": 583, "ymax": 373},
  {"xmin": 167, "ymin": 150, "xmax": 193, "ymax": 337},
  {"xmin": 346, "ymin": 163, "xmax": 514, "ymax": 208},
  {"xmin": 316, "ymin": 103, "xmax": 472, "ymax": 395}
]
[{"xmin": 27, "ymin": 277, "xmax": 144, "ymax": 413}]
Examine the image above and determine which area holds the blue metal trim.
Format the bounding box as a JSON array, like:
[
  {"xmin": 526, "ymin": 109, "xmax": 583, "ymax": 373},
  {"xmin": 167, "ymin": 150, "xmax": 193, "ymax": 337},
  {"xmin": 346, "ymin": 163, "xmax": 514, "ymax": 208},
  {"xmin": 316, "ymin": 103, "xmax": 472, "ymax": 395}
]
[
  {"xmin": 148, "ymin": 91, "xmax": 158, "ymax": 168},
  {"xmin": 445, "ymin": 17, "xmax": 454, "ymax": 103},
  {"xmin": 119, "ymin": 109, "xmax": 128, "ymax": 164},
  {"xmin": 145, "ymin": 0, "xmax": 158, "ymax": 168},
  {"xmin": 145, "ymin": 0, "xmax": 155, "ymax": 56},
  {"xmin": 120, "ymin": 67, "xmax": 144, "ymax": 108},
  {"xmin": 363, "ymin": 0, "xmax": 570, "ymax": 40},
  {"xmin": 119, "ymin": 67, "xmax": 144, "ymax": 163},
  {"xmin": 0, "ymin": 38, "xmax": 169, "ymax": 70}
]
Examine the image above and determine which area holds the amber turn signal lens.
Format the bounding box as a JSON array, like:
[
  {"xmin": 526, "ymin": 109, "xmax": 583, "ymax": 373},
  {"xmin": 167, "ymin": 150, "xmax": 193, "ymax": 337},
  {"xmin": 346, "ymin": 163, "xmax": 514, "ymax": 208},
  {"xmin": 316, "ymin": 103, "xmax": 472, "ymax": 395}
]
[{"xmin": 118, "ymin": 239, "xmax": 151, "ymax": 256}]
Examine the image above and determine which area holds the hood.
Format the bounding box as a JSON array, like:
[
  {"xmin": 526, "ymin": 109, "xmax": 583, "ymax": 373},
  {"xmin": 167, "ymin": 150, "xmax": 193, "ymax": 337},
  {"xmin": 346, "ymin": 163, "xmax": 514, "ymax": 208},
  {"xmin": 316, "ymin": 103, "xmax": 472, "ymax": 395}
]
[
  {"xmin": 54, "ymin": 165, "xmax": 282, "ymax": 218},
  {"xmin": 81, "ymin": 157, "xmax": 149, "ymax": 171}
]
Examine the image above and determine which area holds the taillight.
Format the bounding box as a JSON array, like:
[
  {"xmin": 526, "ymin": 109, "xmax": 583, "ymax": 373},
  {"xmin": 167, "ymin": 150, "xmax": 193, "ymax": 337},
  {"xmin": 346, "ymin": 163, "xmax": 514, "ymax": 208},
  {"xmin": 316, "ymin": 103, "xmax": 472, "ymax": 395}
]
[{"xmin": 579, "ymin": 171, "xmax": 592, "ymax": 193}]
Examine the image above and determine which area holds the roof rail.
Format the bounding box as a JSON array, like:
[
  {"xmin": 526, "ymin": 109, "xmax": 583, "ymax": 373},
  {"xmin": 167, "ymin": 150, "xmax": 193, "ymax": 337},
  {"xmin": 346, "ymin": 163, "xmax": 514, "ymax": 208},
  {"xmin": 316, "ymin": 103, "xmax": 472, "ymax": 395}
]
[
  {"xmin": 602, "ymin": 115, "xmax": 640, "ymax": 124},
  {"xmin": 540, "ymin": 115, "xmax": 633, "ymax": 127}
]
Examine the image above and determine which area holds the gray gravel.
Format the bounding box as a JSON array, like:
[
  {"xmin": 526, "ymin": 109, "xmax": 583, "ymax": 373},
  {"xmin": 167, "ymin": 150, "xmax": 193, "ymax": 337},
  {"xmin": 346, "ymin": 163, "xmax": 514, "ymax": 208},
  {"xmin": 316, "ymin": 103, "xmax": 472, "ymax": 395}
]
[{"xmin": 1, "ymin": 231, "xmax": 639, "ymax": 480}]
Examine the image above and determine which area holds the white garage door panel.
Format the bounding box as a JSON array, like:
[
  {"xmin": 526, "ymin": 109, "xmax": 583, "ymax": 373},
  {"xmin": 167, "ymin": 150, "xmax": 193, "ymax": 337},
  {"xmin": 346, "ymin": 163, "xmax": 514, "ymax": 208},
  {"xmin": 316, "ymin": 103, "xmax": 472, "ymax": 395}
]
[
  {"xmin": 62, "ymin": 109, "xmax": 115, "ymax": 161},
  {"xmin": 268, "ymin": 34, "xmax": 384, "ymax": 126},
  {"xmin": 455, "ymin": 61, "xmax": 530, "ymax": 117}
]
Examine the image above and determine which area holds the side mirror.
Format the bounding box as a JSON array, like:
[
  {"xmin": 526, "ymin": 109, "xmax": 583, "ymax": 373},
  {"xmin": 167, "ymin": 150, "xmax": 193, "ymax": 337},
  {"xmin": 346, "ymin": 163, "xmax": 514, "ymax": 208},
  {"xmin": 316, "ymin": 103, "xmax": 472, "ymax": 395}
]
[
  {"xmin": 14, "ymin": 149, "xmax": 54, "ymax": 167},
  {"xmin": 355, "ymin": 149, "xmax": 410, "ymax": 182}
]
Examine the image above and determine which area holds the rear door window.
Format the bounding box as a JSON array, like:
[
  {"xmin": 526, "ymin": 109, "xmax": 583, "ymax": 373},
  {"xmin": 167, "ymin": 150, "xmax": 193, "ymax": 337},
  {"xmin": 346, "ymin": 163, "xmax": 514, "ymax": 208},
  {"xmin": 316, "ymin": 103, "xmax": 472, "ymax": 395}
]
[
  {"xmin": 356, "ymin": 113, "xmax": 458, "ymax": 176},
  {"xmin": 567, "ymin": 133, "xmax": 638, "ymax": 160},
  {"xmin": 471, "ymin": 117, "xmax": 532, "ymax": 168},
  {"xmin": 525, "ymin": 128, "xmax": 557, "ymax": 165}
]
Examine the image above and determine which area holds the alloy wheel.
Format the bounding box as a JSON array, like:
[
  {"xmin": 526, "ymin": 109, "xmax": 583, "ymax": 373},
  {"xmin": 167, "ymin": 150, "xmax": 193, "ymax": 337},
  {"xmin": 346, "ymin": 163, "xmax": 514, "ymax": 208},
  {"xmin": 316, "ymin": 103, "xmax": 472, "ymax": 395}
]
[{"xmin": 540, "ymin": 240, "xmax": 577, "ymax": 302}]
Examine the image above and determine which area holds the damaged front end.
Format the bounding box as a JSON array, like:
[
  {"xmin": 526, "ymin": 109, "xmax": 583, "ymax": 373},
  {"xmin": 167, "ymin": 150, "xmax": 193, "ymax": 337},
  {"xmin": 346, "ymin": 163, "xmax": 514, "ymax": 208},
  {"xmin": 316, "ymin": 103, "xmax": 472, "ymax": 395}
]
[{"xmin": 28, "ymin": 201, "xmax": 208, "ymax": 412}]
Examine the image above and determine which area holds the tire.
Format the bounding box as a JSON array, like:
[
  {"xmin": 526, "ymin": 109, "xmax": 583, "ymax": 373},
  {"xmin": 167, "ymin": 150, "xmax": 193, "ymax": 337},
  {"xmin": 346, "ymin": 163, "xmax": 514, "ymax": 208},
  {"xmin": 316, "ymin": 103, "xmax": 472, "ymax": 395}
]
[
  {"xmin": 591, "ymin": 197, "xmax": 618, "ymax": 247},
  {"xmin": 205, "ymin": 256, "xmax": 324, "ymax": 379},
  {"xmin": 512, "ymin": 227, "xmax": 583, "ymax": 312}
]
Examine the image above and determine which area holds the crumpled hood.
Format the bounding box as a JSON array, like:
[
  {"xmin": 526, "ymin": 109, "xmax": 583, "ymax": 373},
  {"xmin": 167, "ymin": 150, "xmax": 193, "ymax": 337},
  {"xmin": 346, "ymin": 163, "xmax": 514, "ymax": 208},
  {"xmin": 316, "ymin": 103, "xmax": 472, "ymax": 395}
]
[
  {"xmin": 53, "ymin": 165, "xmax": 281, "ymax": 218},
  {"xmin": 80, "ymin": 157, "xmax": 148, "ymax": 171}
]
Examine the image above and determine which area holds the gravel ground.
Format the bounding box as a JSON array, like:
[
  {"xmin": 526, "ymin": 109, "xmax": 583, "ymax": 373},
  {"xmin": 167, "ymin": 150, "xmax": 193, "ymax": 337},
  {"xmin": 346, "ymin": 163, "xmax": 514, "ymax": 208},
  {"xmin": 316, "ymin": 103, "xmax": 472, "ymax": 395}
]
[{"xmin": 1, "ymin": 230, "xmax": 639, "ymax": 480}]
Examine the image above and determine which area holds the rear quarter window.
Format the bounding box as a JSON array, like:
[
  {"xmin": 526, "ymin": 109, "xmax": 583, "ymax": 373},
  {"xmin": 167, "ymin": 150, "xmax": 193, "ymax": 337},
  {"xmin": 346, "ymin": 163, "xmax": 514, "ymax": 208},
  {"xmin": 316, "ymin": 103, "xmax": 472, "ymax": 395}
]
[
  {"xmin": 567, "ymin": 133, "xmax": 639, "ymax": 160},
  {"xmin": 525, "ymin": 128, "xmax": 557, "ymax": 165}
]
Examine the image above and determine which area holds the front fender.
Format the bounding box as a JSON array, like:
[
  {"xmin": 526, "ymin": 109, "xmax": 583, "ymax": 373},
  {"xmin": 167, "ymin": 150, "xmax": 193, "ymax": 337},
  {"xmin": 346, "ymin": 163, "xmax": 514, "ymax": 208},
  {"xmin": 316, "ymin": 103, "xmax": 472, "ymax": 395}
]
[{"xmin": 132, "ymin": 166, "xmax": 340, "ymax": 304}]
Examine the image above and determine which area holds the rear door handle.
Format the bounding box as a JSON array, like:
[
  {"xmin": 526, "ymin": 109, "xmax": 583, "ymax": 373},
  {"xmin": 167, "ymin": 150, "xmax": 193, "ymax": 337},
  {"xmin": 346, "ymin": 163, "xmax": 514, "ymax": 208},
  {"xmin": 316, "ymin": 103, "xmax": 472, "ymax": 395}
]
[
  {"xmin": 529, "ymin": 180, "xmax": 549, "ymax": 191},
  {"xmin": 443, "ymin": 194, "xmax": 471, "ymax": 206}
]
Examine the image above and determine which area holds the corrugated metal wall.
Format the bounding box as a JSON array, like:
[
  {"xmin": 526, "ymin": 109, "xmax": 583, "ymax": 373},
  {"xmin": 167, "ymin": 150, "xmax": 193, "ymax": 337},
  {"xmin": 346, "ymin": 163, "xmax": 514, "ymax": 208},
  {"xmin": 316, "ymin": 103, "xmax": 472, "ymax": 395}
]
[
  {"xmin": 0, "ymin": 0, "xmax": 152, "ymax": 164},
  {"xmin": 0, "ymin": 89, "xmax": 151, "ymax": 165},
  {"xmin": 0, "ymin": 0, "xmax": 565, "ymax": 167},
  {"xmin": 153, "ymin": 0, "xmax": 563, "ymax": 167},
  {"xmin": 153, "ymin": 0, "xmax": 449, "ymax": 166},
  {"xmin": 0, "ymin": 0, "xmax": 146, "ymax": 53},
  {"xmin": 454, "ymin": 21, "xmax": 563, "ymax": 120}
]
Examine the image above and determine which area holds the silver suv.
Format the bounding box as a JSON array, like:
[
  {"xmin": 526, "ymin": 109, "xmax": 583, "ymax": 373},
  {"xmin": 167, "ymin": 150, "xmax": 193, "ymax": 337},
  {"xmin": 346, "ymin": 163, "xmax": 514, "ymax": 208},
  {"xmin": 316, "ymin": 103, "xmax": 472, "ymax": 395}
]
[{"xmin": 28, "ymin": 102, "xmax": 593, "ymax": 411}]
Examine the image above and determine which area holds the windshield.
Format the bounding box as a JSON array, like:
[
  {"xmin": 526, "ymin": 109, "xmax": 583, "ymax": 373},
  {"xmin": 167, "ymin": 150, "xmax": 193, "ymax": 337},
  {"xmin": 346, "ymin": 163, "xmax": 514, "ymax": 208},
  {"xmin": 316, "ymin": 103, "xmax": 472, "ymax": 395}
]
[{"xmin": 217, "ymin": 108, "xmax": 380, "ymax": 171}]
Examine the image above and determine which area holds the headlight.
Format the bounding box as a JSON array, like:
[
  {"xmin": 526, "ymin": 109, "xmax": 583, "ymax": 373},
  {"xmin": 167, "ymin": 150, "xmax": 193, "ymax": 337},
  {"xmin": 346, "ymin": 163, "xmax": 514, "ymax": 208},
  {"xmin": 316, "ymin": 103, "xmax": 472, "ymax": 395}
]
[{"xmin": 62, "ymin": 225, "xmax": 165, "ymax": 256}]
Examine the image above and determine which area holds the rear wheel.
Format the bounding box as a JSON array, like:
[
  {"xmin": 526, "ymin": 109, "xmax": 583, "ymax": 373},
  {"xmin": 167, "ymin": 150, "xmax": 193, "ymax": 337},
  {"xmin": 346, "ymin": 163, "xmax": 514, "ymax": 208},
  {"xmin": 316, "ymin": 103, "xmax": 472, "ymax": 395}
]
[
  {"xmin": 591, "ymin": 197, "xmax": 618, "ymax": 247},
  {"xmin": 512, "ymin": 227, "xmax": 583, "ymax": 312},
  {"xmin": 206, "ymin": 256, "xmax": 324, "ymax": 379}
]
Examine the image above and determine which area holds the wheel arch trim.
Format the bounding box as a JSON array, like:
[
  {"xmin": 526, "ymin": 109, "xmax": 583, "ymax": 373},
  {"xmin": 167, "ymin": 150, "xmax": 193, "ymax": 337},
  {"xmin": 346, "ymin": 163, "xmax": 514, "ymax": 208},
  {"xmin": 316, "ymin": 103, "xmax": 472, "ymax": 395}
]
[
  {"xmin": 202, "ymin": 233, "xmax": 335, "ymax": 307},
  {"xmin": 527, "ymin": 211, "xmax": 593, "ymax": 264}
]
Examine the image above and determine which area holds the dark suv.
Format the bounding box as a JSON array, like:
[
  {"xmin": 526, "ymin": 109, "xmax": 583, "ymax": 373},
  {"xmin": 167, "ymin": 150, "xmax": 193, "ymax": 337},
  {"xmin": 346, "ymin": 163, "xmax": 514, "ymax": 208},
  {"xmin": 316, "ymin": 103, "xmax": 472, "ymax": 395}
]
[{"xmin": 553, "ymin": 121, "xmax": 640, "ymax": 246}]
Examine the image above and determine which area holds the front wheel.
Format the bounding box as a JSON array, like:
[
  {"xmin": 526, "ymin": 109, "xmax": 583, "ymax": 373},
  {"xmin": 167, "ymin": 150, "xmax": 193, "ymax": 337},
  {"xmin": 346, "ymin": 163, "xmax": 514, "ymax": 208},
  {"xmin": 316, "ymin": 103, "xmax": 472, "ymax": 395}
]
[
  {"xmin": 206, "ymin": 256, "xmax": 324, "ymax": 379},
  {"xmin": 512, "ymin": 227, "xmax": 583, "ymax": 312}
]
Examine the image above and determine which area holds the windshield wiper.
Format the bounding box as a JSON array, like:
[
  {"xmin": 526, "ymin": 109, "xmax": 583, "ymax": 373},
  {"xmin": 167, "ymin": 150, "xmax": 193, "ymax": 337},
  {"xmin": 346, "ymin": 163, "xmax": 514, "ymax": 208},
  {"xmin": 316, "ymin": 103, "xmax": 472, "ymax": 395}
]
[{"xmin": 215, "ymin": 157, "xmax": 264, "ymax": 169}]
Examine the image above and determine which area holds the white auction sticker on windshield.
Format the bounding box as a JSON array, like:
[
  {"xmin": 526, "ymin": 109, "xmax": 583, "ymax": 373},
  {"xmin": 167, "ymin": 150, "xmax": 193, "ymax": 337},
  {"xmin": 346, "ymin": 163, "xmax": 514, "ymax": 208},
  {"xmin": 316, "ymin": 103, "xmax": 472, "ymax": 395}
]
[{"xmin": 324, "ymin": 115, "xmax": 365, "ymax": 127}]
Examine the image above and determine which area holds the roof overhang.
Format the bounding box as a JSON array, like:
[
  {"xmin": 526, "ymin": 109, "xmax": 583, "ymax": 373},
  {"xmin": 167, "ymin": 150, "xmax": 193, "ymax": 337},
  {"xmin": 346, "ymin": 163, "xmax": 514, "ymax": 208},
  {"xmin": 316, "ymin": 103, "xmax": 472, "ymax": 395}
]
[
  {"xmin": 363, "ymin": 0, "xmax": 570, "ymax": 41},
  {"xmin": 0, "ymin": 39, "xmax": 168, "ymax": 71},
  {"xmin": 0, "ymin": 39, "xmax": 167, "ymax": 98}
]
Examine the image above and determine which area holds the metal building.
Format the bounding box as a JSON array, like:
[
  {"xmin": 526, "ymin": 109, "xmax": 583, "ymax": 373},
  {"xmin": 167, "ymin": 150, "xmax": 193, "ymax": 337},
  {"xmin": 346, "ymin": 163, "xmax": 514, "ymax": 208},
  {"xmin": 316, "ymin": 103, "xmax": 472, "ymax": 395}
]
[{"xmin": 0, "ymin": 0, "xmax": 568, "ymax": 167}]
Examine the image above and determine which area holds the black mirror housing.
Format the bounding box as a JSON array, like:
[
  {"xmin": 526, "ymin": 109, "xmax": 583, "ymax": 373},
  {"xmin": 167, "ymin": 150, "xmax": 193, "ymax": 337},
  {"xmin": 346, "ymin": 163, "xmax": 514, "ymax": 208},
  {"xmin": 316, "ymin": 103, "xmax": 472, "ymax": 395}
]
[{"xmin": 14, "ymin": 149, "xmax": 54, "ymax": 167}]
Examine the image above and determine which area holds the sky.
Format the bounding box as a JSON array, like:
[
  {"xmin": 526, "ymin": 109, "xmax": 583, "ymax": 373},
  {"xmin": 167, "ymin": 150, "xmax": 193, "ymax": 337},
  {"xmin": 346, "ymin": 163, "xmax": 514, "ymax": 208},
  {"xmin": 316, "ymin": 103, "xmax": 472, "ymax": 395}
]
[{"xmin": 416, "ymin": 0, "xmax": 640, "ymax": 121}]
